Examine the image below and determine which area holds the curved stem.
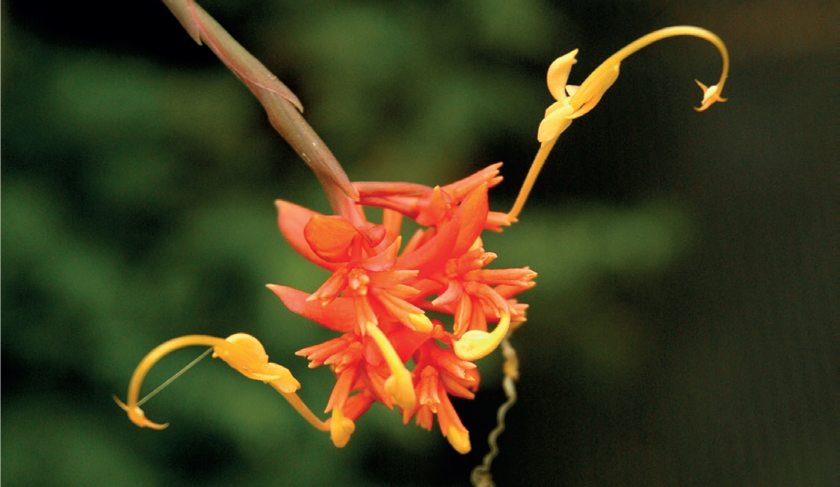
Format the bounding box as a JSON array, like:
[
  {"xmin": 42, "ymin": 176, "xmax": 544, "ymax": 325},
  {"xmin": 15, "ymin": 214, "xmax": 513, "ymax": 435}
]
[
  {"xmin": 506, "ymin": 139, "xmax": 557, "ymax": 222},
  {"xmin": 507, "ymin": 26, "xmax": 729, "ymax": 221},
  {"xmin": 271, "ymin": 384, "xmax": 331, "ymax": 432},
  {"xmin": 124, "ymin": 335, "xmax": 229, "ymax": 411},
  {"xmin": 118, "ymin": 334, "xmax": 329, "ymax": 432},
  {"xmin": 470, "ymin": 338, "xmax": 519, "ymax": 487},
  {"xmin": 571, "ymin": 26, "xmax": 729, "ymax": 113}
]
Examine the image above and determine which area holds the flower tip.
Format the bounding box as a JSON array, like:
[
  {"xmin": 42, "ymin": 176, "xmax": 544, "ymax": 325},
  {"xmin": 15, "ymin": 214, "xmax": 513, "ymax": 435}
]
[
  {"xmin": 329, "ymin": 408, "xmax": 356, "ymax": 448},
  {"xmin": 548, "ymin": 49, "xmax": 578, "ymax": 71},
  {"xmin": 546, "ymin": 49, "xmax": 579, "ymax": 106},
  {"xmin": 452, "ymin": 311, "xmax": 511, "ymax": 361},
  {"xmin": 113, "ymin": 396, "xmax": 169, "ymax": 430},
  {"xmin": 408, "ymin": 313, "xmax": 434, "ymax": 333},
  {"xmin": 446, "ymin": 427, "xmax": 471, "ymax": 454},
  {"xmin": 385, "ymin": 367, "xmax": 417, "ymax": 411},
  {"xmin": 694, "ymin": 79, "xmax": 727, "ymax": 111}
]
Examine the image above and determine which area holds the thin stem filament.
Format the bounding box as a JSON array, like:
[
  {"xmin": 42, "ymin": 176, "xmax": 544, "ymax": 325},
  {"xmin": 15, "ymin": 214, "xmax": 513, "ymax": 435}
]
[{"xmin": 116, "ymin": 334, "xmax": 329, "ymax": 432}]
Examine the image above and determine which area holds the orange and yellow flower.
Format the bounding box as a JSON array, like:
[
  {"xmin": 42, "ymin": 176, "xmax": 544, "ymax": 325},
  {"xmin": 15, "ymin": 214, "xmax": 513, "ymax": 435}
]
[
  {"xmin": 117, "ymin": 2, "xmax": 729, "ymax": 460},
  {"xmin": 268, "ymin": 166, "xmax": 535, "ymax": 452}
]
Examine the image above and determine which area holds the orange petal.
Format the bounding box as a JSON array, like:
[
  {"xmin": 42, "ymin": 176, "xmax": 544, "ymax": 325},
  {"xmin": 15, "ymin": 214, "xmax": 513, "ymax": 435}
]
[
  {"xmin": 395, "ymin": 210, "xmax": 461, "ymax": 276},
  {"xmin": 304, "ymin": 215, "xmax": 358, "ymax": 262},
  {"xmin": 267, "ymin": 285, "xmax": 355, "ymax": 332},
  {"xmin": 275, "ymin": 200, "xmax": 340, "ymax": 271},
  {"xmin": 452, "ymin": 183, "xmax": 489, "ymax": 256}
]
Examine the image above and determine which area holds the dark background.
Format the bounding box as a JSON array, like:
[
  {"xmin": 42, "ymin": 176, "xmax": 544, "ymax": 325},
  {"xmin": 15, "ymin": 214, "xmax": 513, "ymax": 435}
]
[{"xmin": 3, "ymin": 1, "xmax": 837, "ymax": 486}]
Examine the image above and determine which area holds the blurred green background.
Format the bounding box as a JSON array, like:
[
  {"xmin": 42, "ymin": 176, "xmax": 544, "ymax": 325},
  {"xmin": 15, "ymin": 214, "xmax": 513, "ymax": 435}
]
[{"xmin": 3, "ymin": 1, "xmax": 837, "ymax": 486}]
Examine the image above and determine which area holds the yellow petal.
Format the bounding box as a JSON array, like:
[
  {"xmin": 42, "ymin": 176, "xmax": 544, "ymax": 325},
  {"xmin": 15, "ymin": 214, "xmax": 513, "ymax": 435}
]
[
  {"xmin": 537, "ymin": 104, "xmax": 574, "ymax": 142},
  {"xmin": 213, "ymin": 333, "xmax": 268, "ymax": 377},
  {"xmin": 408, "ymin": 313, "xmax": 433, "ymax": 333},
  {"xmin": 263, "ymin": 363, "xmax": 302, "ymax": 393},
  {"xmin": 384, "ymin": 366, "xmax": 416, "ymax": 411},
  {"xmin": 546, "ymin": 49, "xmax": 578, "ymax": 101},
  {"xmin": 568, "ymin": 64, "xmax": 620, "ymax": 119}
]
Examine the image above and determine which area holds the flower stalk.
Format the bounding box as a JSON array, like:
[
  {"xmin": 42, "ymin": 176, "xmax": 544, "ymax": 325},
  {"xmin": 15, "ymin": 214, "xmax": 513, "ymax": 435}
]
[
  {"xmin": 115, "ymin": 334, "xmax": 330, "ymax": 433},
  {"xmin": 160, "ymin": 0, "xmax": 359, "ymax": 211},
  {"xmin": 507, "ymin": 25, "xmax": 729, "ymax": 221}
]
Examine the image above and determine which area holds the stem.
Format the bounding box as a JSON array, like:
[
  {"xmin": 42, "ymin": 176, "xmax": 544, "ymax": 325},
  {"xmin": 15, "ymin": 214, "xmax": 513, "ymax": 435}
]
[
  {"xmin": 508, "ymin": 26, "xmax": 729, "ymax": 221},
  {"xmin": 120, "ymin": 334, "xmax": 330, "ymax": 431},
  {"xmin": 160, "ymin": 0, "xmax": 359, "ymax": 205},
  {"xmin": 506, "ymin": 139, "xmax": 557, "ymax": 222},
  {"xmin": 136, "ymin": 347, "xmax": 214, "ymax": 407},
  {"xmin": 571, "ymin": 26, "xmax": 729, "ymax": 112},
  {"xmin": 470, "ymin": 338, "xmax": 519, "ymax": 487},
  {"xmin": 271, "ymin": 384, "xmax": 331, "ymax": 432}
]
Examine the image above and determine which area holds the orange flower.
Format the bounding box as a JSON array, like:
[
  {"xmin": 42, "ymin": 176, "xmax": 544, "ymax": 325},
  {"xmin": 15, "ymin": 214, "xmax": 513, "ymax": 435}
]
[
  {"xmin": 266, "ymin": 166, "xmax": 534, "ymax": 451},
  {"xmin": 119, "ymin": 7, "xmax": 729, "ymax": 463}
]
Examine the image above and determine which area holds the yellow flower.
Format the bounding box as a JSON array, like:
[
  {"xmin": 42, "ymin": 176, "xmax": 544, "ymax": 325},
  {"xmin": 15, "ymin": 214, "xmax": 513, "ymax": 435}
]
[
  {"xmin": 537, "ymin": 50, "xmax": 621, "ymax": 143},
  {"xmin": 115, "ymin": 334, "xmax": 329, "ymax": 435},
  {"xmin": 508, "ymin": 25, "xmax": 730, "ymax": 221}
]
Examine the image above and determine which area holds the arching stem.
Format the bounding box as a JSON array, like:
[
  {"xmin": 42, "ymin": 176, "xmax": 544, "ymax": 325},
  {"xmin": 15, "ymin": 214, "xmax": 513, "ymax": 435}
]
[
  {"xmin": 507, "ymin": 26, "xmax": 729, "ymax": 222},
  {"xmin": 115, "ymin": 334, "xmax": 329, "ymax": 432}
]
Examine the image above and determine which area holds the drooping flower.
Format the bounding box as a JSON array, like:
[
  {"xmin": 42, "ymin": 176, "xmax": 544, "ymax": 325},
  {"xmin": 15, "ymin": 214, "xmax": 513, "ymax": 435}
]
[{"xmin": 508, "ymin": 25, "xmax": 730, "ymax": 221}]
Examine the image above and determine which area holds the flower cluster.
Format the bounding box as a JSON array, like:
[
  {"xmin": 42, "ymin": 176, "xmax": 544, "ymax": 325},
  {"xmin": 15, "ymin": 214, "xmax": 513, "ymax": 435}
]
[
  {"xmin": 115, "ymin": 163, "xmax": 535, "ymax": 454},
  {"xmin": 117, "ymin": 2, "xmax": 729, "ymax": 475},
  {"xmin": 268, "ymin": 163, "xmax": 534, "ymax": 452}
]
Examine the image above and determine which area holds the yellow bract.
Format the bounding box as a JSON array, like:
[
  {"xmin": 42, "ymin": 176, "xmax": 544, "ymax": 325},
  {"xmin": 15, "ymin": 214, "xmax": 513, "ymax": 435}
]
[{"xmin": 213, "ymin": 333, "xmax": 301, "ymax": 391}]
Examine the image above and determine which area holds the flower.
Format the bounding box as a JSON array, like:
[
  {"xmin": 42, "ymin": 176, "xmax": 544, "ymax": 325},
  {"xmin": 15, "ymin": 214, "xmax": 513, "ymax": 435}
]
[
  {"xmin": 118, "ymin": 6, "xmax": 729, "ymax": 466},
  {"xmin": 114, "ymin": 333, "xmax": 316, "ymax": 431},
  {"xmin": 267, "ymin": 166, "xmax": 535, "ymax": 451},
  {"xmin": 402, "ymin": 342, "xmax": 480, "ymax": 453},
  {"xmin": 112, "ymin": 164, "xmax": 529, "ymax": 452},
  {"xmin": 508, "ymin": 25, "xmax": 730, "ymax": 221}
]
